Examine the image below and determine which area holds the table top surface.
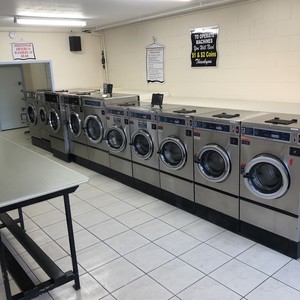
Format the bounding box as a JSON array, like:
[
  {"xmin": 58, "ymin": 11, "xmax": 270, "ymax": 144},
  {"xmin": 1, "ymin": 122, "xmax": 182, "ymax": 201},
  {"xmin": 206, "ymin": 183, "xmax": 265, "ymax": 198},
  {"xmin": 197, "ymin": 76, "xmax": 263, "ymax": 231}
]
[{"xmin": 0, "ymin": 137, "xmax": 88, "ymax": 208}]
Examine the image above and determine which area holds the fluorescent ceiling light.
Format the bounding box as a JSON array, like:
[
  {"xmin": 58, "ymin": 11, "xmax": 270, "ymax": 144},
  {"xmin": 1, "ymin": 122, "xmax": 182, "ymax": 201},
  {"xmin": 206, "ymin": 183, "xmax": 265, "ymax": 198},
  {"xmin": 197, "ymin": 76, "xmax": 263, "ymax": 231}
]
[{"xmin": 15, "ymin": 17, "xmax": 86, "ymax": 27}]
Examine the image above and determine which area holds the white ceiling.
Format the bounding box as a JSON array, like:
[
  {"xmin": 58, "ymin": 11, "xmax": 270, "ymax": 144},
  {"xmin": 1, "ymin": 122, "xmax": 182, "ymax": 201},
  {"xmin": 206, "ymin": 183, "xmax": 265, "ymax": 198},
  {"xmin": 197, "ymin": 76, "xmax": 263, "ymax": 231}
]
[{"xmin": 0, "ymin": 0, "xmax": 246, "ymax": 31}]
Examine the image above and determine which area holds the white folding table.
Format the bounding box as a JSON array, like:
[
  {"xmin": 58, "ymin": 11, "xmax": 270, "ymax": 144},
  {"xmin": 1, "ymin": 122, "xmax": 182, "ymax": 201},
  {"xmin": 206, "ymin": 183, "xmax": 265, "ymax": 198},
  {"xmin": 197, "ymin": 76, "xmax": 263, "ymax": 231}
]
[{"xmin": 0, "ymin": 136, "xmax": 88, "ymax": 299}]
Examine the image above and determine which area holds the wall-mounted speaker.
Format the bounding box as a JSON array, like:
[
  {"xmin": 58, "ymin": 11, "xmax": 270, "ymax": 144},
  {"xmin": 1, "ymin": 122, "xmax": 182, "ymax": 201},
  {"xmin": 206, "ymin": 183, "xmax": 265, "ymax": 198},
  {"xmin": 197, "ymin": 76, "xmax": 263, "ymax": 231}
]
[{"xmin": 69, "ymin": 36, "xmax": 82, "ymax": 52}]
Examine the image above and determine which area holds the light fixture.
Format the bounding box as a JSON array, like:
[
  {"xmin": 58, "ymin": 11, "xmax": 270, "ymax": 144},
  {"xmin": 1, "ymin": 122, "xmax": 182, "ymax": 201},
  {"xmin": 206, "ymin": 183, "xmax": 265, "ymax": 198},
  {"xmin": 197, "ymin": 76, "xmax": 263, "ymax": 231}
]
[{"xmin": 14, "ymin": 17, "xmax": 86, "ymax": 27}]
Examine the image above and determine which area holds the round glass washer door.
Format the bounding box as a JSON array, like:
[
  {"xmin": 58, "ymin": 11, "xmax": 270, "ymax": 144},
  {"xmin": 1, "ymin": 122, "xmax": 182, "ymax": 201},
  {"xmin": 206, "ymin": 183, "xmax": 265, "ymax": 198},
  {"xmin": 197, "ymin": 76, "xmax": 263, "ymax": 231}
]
[
  {"xmin": 39, "ymin": 107, "xmax": 47, "ymax": 124},
  {"xmin": 27, "ymin": 104, "xmax": 37, "ymax": 125},
  {"xmin": 131, "ymin": 129, "xmax": 153, "ymax": 160},
  {"xmin": 68, "ymin": 112, "xmax": 82, "ymax": 137},
  {"xmin": 158, "ymin": 136, "xmax": 186, "ymax": 170},
  {"xmin": 48, "ymin": 109, "xmax": 60, "ymax": 133},
  {"xmin": 243, "ymin": 154, "xmax": 290, "ymax": 200},
  {"xmin": 105, "ymin": 125, "xmax": 126, "ymax": 152},
  {"xmin": 84, "ymin": 115, "xmax": 104, "ymax": 144},
  {"xmin": 196, "ymin": 144, "xmax": 231, "ymax": 183}
]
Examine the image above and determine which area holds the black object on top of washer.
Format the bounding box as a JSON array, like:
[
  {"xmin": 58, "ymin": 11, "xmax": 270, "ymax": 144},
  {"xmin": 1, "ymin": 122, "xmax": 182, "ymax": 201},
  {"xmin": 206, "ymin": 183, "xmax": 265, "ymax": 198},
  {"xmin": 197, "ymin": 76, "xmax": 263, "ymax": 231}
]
[
  {"xmin": 265, "ymin": 117, "xmax": 298, "ymax": 125},
  {"xmin": 55, "ymin": 90, "xmax": 69, "ymax": 93},
  {"xmin": 75, "ymin": 92, "xmax": 91, "ymax": 96},
  {"xmin": 212, "ymin": 112, "xmax": 240, "ymax": 119},
  {"xmin": 151, "ymin": 93, "xmax": 164, "ymax": 108},
  {"xmin": 117, "ymin": 102, "xmax": 136, "ymax": 107},
  {"xmin": 173, "ymin": 108, "xmax": 196, "ymax": 114}
]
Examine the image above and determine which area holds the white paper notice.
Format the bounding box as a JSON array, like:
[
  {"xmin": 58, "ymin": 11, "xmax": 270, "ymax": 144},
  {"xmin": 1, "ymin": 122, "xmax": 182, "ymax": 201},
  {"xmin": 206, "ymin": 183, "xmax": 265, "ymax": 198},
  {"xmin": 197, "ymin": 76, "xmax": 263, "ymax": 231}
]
[{"xmin": 146, "ymin": 43, "xmax": 164, "ymax": 83}]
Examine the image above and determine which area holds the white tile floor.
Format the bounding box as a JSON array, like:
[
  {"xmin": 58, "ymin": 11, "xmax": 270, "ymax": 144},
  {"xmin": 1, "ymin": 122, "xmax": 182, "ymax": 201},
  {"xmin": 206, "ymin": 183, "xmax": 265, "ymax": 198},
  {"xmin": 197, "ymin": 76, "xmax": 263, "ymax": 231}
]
[{"xmin": 1, "ymin": 128, "xmax": 300, "ymax": 299}]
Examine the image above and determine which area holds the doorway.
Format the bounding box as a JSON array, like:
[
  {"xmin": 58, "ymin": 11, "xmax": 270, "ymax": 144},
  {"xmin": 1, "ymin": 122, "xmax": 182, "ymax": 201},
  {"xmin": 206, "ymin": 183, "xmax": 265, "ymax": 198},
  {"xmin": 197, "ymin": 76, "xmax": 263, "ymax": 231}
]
[
  {"xmin": 0, "ymin": 65, "xmax": 24, "ymax": 130},
  {"xmin": 0, "ymin": 61, "xmax": 54, "ymax": 131}
]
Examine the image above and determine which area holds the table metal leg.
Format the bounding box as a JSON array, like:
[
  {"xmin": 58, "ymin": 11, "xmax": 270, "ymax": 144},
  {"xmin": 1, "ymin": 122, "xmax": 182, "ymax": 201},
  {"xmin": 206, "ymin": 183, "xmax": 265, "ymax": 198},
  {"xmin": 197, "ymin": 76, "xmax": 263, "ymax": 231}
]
[
  {"xmin": 63, "ymin": 194, "xmax": 81, "ymax": 290},
  {"xmin": 0, "ymin": 233, "xmax": 12, "ymax": 300},
  {"xmin": 17, "ymin": 208, "xmax": 25, "ymax": 230}
]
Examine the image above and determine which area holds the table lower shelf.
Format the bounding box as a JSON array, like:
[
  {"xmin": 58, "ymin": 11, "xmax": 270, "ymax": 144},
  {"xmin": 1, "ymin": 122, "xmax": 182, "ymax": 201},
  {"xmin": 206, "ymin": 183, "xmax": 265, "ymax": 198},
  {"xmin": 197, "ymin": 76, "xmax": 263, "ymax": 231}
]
[
  {"xmin": 1, "ymin": 241, "xmax": 77, "ymax": 299},
  {"xmin": 0, "ymin": 192, "xmax": 80, "ymax": 299}
]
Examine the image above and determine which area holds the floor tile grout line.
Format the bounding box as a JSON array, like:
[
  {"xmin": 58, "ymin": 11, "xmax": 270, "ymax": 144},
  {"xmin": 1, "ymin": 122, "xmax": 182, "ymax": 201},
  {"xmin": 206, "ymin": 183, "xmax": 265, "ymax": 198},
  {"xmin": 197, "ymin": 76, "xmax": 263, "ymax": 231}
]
[
  {"xmin": 242, "ymin": 275, "xmax": 273, "ymax": 299},
  {"xmin": 270, "ymin": 270, "xmax": 300, "ymax": 293},
  {"xmin": 86, "ymin": 263, "xmax": 121, "ymax": 298},
  {"xmin": 171, "ymin": 273, "xmax": 237, "ymax": 299},
  {"xmin": 20, "ymin": 201, "xmax": 58, "ymax": 219},
  {"xmin": 205, "ymin": 273, "xmax": 246, "ymax": 298},
  {"xmin": 234, "ymin": 247, "xmax": 293, "ymax": 278}
]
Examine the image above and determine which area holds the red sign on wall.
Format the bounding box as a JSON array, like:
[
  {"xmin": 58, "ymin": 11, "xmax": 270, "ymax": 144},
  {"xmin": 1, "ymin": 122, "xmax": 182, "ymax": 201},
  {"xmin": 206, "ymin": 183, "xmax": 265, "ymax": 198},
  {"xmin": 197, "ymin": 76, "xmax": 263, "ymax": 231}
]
[{"xmin": 11, "ymin": 43, "xmax": 36, "ymax": 60}]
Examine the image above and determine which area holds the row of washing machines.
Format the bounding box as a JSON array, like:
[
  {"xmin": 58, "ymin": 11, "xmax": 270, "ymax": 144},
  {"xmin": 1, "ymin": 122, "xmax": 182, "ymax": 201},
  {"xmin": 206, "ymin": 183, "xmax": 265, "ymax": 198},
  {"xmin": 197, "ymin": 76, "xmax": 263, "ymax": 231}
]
[{"xmin": 25, "ymin": 90, "xmax": 300, "ymax": 258}]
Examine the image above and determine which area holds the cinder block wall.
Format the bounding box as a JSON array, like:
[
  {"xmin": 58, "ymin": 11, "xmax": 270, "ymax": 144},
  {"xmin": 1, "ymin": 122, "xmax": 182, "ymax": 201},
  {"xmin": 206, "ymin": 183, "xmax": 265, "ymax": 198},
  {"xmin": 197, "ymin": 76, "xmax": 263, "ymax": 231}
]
[{"xmin": 103, "ymin": 0, "xmax": 300, "ymax": 104}]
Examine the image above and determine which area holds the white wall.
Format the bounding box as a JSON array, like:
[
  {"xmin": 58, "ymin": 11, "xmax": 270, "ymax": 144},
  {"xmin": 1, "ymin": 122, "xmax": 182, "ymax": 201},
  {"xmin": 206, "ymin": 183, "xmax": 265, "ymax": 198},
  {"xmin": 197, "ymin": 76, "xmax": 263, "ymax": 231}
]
[
  {"xmin": 0, "ymin": 30, "xmax": 104, "ymax": 90},
  {"xmin": 103, "ymin": 0, "xmax": 300, "ymax": 105}
]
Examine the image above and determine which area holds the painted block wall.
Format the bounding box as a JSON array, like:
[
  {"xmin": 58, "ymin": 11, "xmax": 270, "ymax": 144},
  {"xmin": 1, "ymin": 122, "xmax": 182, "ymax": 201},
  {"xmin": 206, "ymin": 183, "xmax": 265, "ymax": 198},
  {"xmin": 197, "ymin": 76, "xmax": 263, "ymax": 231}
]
[
  {"xmin": 0, "ymin": 31, "xmax": 103, "ymax": 90},
  {"xmin": 103, "ymin": 0, "xmax": 300, "ymax": 105}
]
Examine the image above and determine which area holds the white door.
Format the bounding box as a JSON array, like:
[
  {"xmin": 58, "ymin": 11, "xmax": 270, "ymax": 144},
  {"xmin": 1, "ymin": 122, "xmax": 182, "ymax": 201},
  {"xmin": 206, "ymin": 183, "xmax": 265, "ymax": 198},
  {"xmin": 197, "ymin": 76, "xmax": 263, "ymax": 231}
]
[{"xmin": 0, "ymin": 66, "xmax": 25, "ymax": 131}]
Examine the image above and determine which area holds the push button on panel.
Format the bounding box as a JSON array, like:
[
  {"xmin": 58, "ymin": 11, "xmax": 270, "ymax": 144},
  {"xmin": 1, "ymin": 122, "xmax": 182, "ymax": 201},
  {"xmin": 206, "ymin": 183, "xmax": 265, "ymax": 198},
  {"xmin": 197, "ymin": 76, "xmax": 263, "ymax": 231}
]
[
  {"xmin": 186, "ymin": 130, "xmax": 192, "ymax": 137},
  {"xmin": 289, "ymin": 147, "xmax": 300, "ymax": 157},
  {"xmin": 230, "ymin": 137, "xmax": 239, "ymax": 145}
]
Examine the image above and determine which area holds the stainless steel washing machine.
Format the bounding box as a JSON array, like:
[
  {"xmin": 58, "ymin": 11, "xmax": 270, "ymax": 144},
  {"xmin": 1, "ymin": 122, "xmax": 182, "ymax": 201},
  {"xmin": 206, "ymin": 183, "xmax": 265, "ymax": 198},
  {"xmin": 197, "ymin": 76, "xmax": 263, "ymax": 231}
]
[
  {"xmin": 65, "ymin": 94, "xmax": 89, "ymax": 167},
  {"xmin": 88, "ymin": 92, "xmax": 139, "ymax": 107},
  {"xmin": 36, "ymin": 91, "xmax": 52, "ymax": 152},
  {"xmin": 193, "ymin": 109, "xmax": 265, "ymax": 231},
  {"xmin": 240, "ymin": 113, "xmax": 300, "ymax": 258},
  {"xmin": 157, "ymin": 106, "xmax": 217, "ymax": 211},
  {"xmin": 105, "ymin": 104, "xmax": 133, "ymax": 185},
  {"xmin": 25, "ymin": 90, "xmax": 41, "ymax": 147},
  {"xmin": 128, "ymin": 104, "xmax": 161, "ymax": 197},
  {"xmin": 45, "ymin": 91, "xmax": 71, "ymax": 162},
  {"xmin": 82, "ymin": 97, "xmax": 111, "ymax": 176}
]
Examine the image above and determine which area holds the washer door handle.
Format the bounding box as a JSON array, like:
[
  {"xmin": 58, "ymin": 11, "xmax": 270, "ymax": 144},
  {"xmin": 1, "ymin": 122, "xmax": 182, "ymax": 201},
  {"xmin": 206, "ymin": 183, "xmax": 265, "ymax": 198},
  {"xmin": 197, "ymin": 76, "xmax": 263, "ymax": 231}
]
[
  {"xmin": 194, "ymin": 157, "xmax": 201, "ymax": 164},
  {"xmin": 243, "ymin": 172, "xmax": 253, "ymax": 180}
]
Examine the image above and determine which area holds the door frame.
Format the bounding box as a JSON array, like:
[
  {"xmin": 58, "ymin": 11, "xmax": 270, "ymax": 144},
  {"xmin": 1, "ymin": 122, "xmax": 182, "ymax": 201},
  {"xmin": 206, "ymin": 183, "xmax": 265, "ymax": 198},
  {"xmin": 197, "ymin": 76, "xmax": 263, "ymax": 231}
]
[
  {"xmin": 0, "ymin": 60, "xmax": 55, "ymax": 131},
  {"xmin": 0, "ymin": 60, "xmax": 55, "ymax": 91}
]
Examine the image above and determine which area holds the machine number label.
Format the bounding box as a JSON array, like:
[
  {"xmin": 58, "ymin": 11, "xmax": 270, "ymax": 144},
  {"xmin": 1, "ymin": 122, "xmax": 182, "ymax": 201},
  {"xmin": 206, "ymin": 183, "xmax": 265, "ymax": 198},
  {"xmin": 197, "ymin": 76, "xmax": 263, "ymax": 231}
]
[
  {"xmin": 138, "ymin": 121, "xmax": 147, "ymax": 129},
  {"xmin": 241, "ymin": 138, "xmax": 250, "ymax": 145},
  {"xmin": 193, "ymin": 130, "xmax": 201, "ymax": 140}
]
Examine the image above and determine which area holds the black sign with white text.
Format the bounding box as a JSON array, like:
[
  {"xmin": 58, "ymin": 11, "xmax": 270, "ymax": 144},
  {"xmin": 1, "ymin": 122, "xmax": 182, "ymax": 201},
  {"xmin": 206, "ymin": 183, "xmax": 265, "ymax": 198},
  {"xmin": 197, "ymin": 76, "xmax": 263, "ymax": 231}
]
[{"xmin": 190, "ymin": 26, "xmax": 219, "ymax": 67}]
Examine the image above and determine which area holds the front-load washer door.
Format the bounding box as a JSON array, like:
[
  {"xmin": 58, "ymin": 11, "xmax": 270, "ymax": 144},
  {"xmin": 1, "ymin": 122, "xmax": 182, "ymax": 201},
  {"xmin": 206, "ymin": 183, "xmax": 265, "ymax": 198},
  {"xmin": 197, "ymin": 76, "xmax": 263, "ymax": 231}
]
[
  {"xmin": 48, "ymin": 109, "xmax": 60, "ymax": 133},
  {"xmin": 195, "ymin": 144, "xmax": 231, "ymax": 183},
  {"xmin": 105, "ymin": 125, "xmax": 126, "ymax": 152},
  {"xmin": 131, "ymin": 129, "xmax": 153, "ymax": 160},
  {"xmin": 39, "ymin": 107, "xmax": 47, "ymax": 125},
  {"xmin": 84, "ymin": 115, "xmax": 104, "ymax": 144},
  {"xmin": 159, "ymin": 136, "xmax": 186, "ymax": 170},
  {"xmin": 243, "ymin": 154, "xmax": 290, "ymax": 200},
  {"xmin": 69, "ymin": 111, "xmax": 82, "ymax": 137},
  {"xmin": 27, "ymin": 104, "xmax": 37, "ymax": 125}
]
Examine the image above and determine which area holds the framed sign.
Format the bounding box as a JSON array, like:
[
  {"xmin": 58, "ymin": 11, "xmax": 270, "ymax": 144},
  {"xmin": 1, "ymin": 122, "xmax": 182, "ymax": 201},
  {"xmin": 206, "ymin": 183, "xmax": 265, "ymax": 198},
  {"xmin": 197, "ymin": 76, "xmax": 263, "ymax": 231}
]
[
  {"xmin": 12, "ymin": 42, "xmax": 36, "ymax": 60},
  {"xmin": 146, "ymin": 39, "xmax": 164, "ymax": 83},
  {"xmin": 190, "ymin": 26, "xmax": 219, "ymax": 67}
]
